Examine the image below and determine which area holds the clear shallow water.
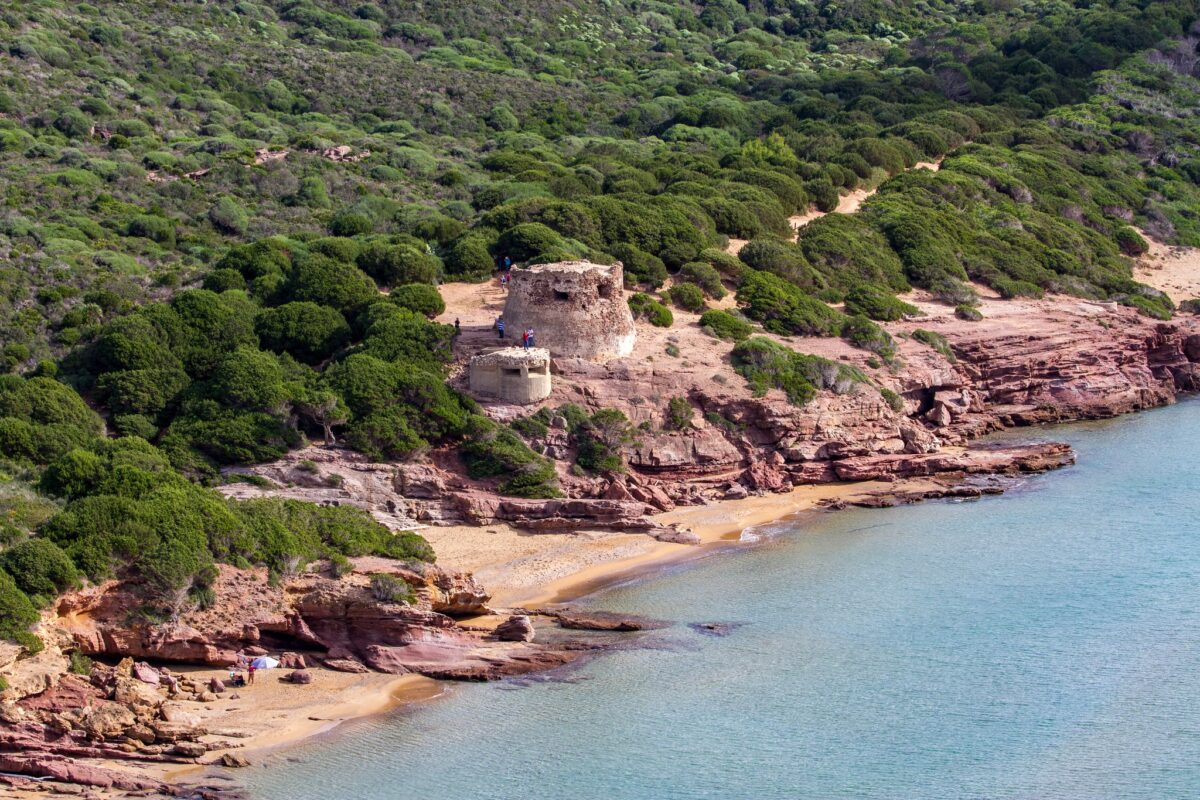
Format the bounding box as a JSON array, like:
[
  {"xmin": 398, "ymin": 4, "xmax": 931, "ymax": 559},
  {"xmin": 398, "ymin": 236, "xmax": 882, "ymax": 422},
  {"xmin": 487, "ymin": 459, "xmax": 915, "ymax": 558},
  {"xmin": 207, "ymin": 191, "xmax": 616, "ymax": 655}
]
[{"xmin": 244, "ymin": 401, "xmax": 1200, "ymax": 800}]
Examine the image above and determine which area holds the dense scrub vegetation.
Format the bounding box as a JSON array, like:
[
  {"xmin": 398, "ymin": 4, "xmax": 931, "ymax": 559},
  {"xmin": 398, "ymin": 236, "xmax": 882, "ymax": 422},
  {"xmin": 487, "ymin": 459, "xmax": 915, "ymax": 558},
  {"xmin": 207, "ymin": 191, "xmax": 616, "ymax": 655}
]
[
  {"xmin": 2, "ymin": 0, "xmax": 1198, "ymax": 366},
  {"xmin": 1, "ymin": 0, "xmax": 1200, "ymax": 653}
]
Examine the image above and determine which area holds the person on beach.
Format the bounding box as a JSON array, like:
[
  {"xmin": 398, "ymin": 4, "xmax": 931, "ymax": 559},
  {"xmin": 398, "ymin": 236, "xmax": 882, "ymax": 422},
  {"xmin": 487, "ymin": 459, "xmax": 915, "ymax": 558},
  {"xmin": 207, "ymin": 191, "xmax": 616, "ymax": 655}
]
[
  {"xmin": 496, "ymin": 316, "xmax": 505, "ymax": 339},
  {"xmin": 248, "ymin": 664, "xmax": 256, "ymax": 685},
  {"xmin": 453, "ymin": 318, "xmax": 461, "ymax": 336}
]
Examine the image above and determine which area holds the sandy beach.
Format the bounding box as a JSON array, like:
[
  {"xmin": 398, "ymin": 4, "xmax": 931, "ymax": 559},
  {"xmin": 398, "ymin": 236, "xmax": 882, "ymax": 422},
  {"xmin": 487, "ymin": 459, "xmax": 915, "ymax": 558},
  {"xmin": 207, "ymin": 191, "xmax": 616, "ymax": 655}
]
[{"xmin": 422, "ymin": 478, "xmax": 934, "ymax": 609}]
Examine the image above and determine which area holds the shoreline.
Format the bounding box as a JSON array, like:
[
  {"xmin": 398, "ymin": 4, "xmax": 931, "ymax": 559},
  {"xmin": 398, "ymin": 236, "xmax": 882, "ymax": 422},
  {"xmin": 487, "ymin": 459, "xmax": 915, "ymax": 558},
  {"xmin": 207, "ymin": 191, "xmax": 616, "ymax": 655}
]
[
  {"xmin": 498, "ymin": 478, "xmax": 923, "ymax": 608},
  {"xmin": 172, "ymin": 478, "xmax": 963, "ymax": 792}
]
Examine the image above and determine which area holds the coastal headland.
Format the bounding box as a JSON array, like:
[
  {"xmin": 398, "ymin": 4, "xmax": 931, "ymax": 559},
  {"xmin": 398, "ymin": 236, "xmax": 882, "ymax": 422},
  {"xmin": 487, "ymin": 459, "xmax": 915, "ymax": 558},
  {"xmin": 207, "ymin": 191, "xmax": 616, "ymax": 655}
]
[{"xmin": 3, "ymin": 277, "xmax": 1199, "ymax": 798}]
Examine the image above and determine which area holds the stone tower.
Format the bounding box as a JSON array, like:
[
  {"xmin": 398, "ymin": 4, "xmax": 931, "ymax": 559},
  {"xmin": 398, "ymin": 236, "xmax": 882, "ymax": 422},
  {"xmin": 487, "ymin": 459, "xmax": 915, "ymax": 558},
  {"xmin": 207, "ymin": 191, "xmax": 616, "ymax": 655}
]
[{"xmin": 502, "ymin": 261, "xmax": 636, "ymax": 361}]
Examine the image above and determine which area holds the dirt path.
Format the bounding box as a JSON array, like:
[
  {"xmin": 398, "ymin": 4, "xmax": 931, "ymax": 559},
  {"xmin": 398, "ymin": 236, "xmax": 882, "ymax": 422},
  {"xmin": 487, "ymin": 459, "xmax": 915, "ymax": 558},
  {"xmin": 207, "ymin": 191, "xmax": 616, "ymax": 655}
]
[{"xmin": 726, "ymin": 159, "xmax": 942, "ymax": 256}]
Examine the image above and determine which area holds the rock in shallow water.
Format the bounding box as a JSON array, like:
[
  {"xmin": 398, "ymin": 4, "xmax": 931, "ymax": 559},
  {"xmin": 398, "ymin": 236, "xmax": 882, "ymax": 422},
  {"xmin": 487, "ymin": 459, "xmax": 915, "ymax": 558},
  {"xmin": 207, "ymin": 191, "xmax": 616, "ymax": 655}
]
[{"xmin": 688, "ymin": 622, "xmax": 746, "ymax": 637}]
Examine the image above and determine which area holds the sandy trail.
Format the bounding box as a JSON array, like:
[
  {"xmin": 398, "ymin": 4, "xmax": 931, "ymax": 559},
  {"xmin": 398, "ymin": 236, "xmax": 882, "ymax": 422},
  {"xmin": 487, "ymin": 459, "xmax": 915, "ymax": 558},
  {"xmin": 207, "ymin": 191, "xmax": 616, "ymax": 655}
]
[
  {"xmin": 728, "ymin": 159, "xmax": 942, "ymax": 255},
  {"xmin": 1135, "ymin": 232, "xmax": 1200, "ymax": 303}
]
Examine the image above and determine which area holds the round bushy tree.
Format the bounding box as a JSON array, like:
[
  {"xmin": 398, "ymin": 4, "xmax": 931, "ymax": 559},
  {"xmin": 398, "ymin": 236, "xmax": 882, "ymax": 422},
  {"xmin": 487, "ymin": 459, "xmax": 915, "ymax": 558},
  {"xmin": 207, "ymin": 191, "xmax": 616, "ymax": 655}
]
[
  {"xmin": 256, "ymin": 302, "xmax": 351, "ymax": 363},
  {"xmin": 390, "ymin": 284, "xmax": 445, "ymax": 318}
]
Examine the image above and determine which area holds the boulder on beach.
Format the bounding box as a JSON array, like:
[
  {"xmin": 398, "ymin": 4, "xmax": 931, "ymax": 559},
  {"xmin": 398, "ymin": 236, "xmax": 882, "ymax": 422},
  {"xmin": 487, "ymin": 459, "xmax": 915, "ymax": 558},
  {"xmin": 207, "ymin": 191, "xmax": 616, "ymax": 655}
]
[
  {"xmin": 131, "ymin": 663, "xmax": 160, "ymax": 685},
  {"xmin": 493, "ymin": 615, "xmax": 535, "ymax": 642},
  {"xmin": 280, "ymin": 652, "xmax": 307, "ymax": 669}
]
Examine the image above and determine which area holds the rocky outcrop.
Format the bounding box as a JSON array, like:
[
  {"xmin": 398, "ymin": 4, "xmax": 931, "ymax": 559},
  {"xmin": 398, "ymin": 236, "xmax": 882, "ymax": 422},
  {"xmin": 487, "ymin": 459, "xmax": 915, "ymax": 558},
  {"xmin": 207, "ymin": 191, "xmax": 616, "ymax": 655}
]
[
  {"xmin": 52, "ymin": 562, "xmax": 581, "ymax": 683},
  {"xmin": 217, "ymin": 299, "xmax": 1200, "ymax": 545},
  {"xmin": 0, "ymin": 663, "xmax": 238, "ymax": 796}
]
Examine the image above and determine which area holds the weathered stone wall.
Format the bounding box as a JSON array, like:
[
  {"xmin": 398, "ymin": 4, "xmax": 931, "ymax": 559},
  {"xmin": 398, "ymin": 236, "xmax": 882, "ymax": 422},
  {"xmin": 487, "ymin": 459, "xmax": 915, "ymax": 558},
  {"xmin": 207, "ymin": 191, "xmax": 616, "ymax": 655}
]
[
  {"xmin": 468, "ymin": 347, "xmax": 552, "ymax": 404},
  {"xmin": 503, "ymin": 261, "xmax": 636, "ymax": 361}
]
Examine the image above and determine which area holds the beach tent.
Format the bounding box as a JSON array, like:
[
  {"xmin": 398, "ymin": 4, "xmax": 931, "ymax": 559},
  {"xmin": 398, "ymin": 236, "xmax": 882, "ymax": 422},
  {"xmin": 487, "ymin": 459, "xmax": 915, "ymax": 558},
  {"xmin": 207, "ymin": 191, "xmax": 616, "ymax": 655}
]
[{"xmin": 251, "ymin": 656, "xmax": 280, "ymax": 669}]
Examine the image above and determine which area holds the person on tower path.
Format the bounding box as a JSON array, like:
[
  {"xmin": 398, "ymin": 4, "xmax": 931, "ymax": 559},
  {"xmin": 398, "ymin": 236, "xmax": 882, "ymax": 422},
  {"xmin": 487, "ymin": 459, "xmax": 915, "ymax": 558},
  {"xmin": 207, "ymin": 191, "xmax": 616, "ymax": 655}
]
[{"xmin": 496, "ymin": 316, "xmax": 505, "ymax": 339}]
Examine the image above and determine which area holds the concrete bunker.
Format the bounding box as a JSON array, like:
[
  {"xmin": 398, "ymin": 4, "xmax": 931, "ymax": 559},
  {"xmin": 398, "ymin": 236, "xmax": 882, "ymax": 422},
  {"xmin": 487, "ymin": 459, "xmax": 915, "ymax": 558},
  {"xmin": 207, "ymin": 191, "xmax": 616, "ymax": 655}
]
[{"xmin": 468, "ymin": 347, "xmax": 552, "ymax": 405}]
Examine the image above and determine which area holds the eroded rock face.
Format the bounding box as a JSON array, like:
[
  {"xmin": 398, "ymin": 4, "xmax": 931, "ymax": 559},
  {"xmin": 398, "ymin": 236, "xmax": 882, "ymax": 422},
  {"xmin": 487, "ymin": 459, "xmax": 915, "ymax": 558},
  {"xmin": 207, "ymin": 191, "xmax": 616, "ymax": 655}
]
[
  {"xmin": 51, "ymin": 561, "xmax": 581, "ymax": 685},
  {"xmin": 216, "ymin": 300, "xmax": 1200, "ymax": 542}
]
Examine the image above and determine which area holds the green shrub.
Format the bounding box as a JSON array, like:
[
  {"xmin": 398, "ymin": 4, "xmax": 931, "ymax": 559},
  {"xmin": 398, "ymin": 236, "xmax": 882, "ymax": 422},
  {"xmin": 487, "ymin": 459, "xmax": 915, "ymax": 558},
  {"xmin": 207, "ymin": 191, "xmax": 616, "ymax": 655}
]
[
  {"xmin": 202, "ymin": 268, "xmax": 247, "ymax": 293},
  {"xmin": 0, "ymin": 538, "xmax": 79, "ymax": 602},
  {"xmin": 390, "ymin": 284, "xmax": 445, "ymax": 318},
  {"xmin": 69, "ymin": 651, "xmax": 94, "ymax": 675},
  {"xmin": 841, "ymin": 315, "xmax": 897, "ymax": 362},
  {"xmin": 798, "ymin": 214, "xmax": 909, "ymax": 292},
  {"xmin": 286, "ymin": 253, "xmax": 378, "ymax": 314},
  {"xmin": 612, "ymin": 244, "xmax": 668, "ymax": 288},
  {"xmin": 0, "ymin": 568, "xmax": 40, "ymax": 652},
  {"xmin": 993, "ymin": 278, "xmax": 1044, "ymax": 299},
  {"xmin": 678, "ymin": 262, "xmax": 726, "ymax": 299},
  {"xmin": 736, "ymin": 270, "xmax": 845, "ymax": 337},
  {"xmin": 1115, "ymin": 227, "xmax": 1149, "ymax": 257},
  {"xmin": 955, "ymin": 304, "xmax": 983, "ymax": 321},
  {"xmin": 628, "ymin": 293, "xmax": 673, "ymax": 327},
  {"xmin": 459, "ymin": 416, "xmax": 560, "ymax": 498},
  {"xmin": 256, "ymin": 302, "xmax": 351, "ymax": 364},
  {"xmin": 879, "ymin": 388, "xmax": 905, "ymax": 413},
  {"xmin": 911, "ymin": 329, "xmax": 957, "ymax": 363},
  {"xmin": 575, "ymin": 409, "xmax": 636, "ymax": 474},
  {"xmin": 843, "ymin": 285, "xmax": 920, "ymax": 321},
  {"xmin": 1123, "ymin": 294, "xmax": 1173, "ymax": 320},
  {"xmin": 330, "ymin": 212, "xmax": 373, "ymax": 237},
  {"xmin": 510, "ymin": 408, "xmax": 550, "ymax": 439},
  {"xmin": 369, "ymin": 573, "xmax": 415, "ymax": 604},
  {"xmin": 738, "ymin": 239, "xmax": 819, "ymax": 289},
  {"xmin": 208, "ymin": 197, "xmax": 250, "ymax": 235},
  {"xmin": 698, "ymin": 309, "xmax": 752, "ymax": 341},
  {"xmin": 497, "ymin": 223, "xmax": 566, "ymax": 262},
  {"xmin": 297, "ymin": 177, "xmax": 331, "ymax": 209},
  {"xmin": 54, "ymin": 108, "xmax": 92, "ymax": 139},
  {"xmin": 731, "ymin": 337, "xmax": 866, "ymax": 405},
  {"xmin": 444, "ymin": 234, "xmax": 495, "ymax": 282},
  {"xmin": 665, "ymin": 396, "xmax": 693, "ymax": 431},
  {"xmin": 357, "ymin": 242, "xmax": 440, "ymax": 287},
  {"xmin": 667, "ymin": 283, "xmax": 707, "ymax": 313},
  {"xmin": 126, "ymin": 215, "xmax": 175, "ymax": 247}
]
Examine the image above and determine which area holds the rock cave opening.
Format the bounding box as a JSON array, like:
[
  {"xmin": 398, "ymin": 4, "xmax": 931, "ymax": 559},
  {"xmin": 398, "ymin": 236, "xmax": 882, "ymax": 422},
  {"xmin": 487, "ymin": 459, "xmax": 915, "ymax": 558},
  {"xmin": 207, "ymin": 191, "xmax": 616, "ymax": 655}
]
[{"xmin": 255, "ymin": 629, "xmax": 328, "ymax": 656}]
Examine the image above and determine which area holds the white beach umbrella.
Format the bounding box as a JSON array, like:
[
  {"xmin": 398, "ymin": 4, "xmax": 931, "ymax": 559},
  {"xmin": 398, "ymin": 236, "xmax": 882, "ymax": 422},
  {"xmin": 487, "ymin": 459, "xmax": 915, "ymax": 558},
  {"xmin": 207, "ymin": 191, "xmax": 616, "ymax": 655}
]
[{"xmin": 251, "ymin": 656, "xmax": 280, "ymax": 669}]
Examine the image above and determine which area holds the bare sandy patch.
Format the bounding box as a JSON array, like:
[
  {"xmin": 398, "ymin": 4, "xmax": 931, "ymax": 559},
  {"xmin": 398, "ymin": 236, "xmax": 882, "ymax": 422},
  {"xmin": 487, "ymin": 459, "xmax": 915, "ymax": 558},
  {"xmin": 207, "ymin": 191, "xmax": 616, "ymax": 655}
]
[{"xmin": 1135, "ymin": 232, "xmax": 1200, "ymax": 303}]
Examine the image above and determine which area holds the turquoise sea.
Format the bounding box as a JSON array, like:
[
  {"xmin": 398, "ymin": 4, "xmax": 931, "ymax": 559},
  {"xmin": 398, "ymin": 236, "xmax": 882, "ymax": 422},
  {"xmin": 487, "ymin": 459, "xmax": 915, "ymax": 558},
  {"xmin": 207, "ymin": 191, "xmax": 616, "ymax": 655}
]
[{"xmin": 243, "ymin": 400, "xmax": 1200, "ymax": 799}]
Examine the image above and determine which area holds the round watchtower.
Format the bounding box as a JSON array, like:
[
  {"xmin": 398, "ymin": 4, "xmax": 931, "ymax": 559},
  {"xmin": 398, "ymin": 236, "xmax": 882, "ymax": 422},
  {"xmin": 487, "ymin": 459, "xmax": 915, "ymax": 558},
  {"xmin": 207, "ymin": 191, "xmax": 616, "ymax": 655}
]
[{"xmin": 502, "ymin": 261, "xmax": 636, "ymax": 362}]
